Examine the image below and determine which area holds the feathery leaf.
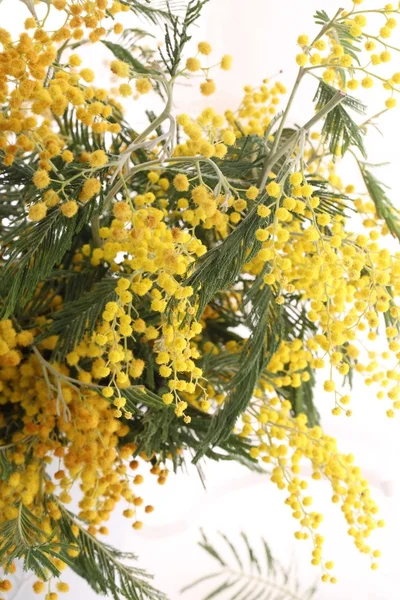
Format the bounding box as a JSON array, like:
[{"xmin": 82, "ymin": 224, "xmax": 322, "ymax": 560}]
[
  {"xmin": 1, "ymin": 204, "xmax": 96, "ymax": 317},
  {"xmin": 0, "ymin": 504, "xmax": 73, "ymax": 580},
  {"xmin": 160, "ymin": 0, "xmax": 208, "ymax": 76},
  {"xmin": 358, "ymin": 161, "xmax": 400, "ymax": 239},
  {"xmin": 313, "ymin": 80, "xmax": 366, "ymax": 157},
  {"xmin": 0, "ymin": 444, "xmax": 14, "ymax": 481},
  {"xmin": 56, "ymin": 503, "xmax": 166, "ymax": 600},
  {"xmin": 193, "ymin": 287, "xmax": 282, "ymax": 463},
  {"xmin": 183, "ymin": 531, "xmax": 318, "ymax": 600},
  {"xmin": 102, "ymin": 40, "xmax": 154, "ymax": 74},
  {"xmin": 314, "ymin": 9, "xmax": 362, "ymax": 64},
  {"xmin": 36, "ymin": 278, "xmax": 117, "ymax": 361},
  {"xmin": 121, "ymin": 0, "xmax": 187, "ymax": 24}
]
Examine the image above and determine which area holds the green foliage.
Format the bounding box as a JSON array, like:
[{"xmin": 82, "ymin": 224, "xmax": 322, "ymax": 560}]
[
  {"xmin": 0, "ymin": 162, "xmax": 34, "ymax": 222},
  {"xmin": 120, "ymin": 388, "xmax": 262, "ymax": 471},
  {"xmin": 0, "ymin": 444, "xmax": 14, "ymax": 481},
  {"xmin": 123, "ymin": 385, "xmax": 167, "ymax": 411},
  {"xmin": 121, "ymin": 0, "xmax": 186, "ymax": 25},
  {"xmin": 0, "ymin": 2, "xmax": 385, "ymax": 596},
  {"xmin": 306, "ymin": 179, "xmax": 354, "ymax": 217},
  {"xmin": 314, "ymin": 9, "xmax": 362, "ymax": 64},
  {"xmin": 280, "ymin": 367, "xmax": 319, "ymax": 426},
  {"xmin": 182, "ymin": 208, "xmax": 265, "ymax": 319},
  {"xmin": 167, "ymin": 207, "xmax": 270, "ymax": 461},
  {"xmin": 313, "ymin": 81, "xmax": 366, "ymax": 157},
  {"xmin": 182, "ymin": 530, "xmax": 318, "ymax": 600},
  {"xmin": 279, "ymin": 296, "xmax": 317, "ymax": 342},
  {"xmin": 0, "ymin": 504, "xmax": 73, "ymax": 580},
  {"xmin": 0, "ymin": 204, "xmax": 97, "ymax": 318},
  {"xmin": 358, "ymin": 162, "xmax": 400, "ymax": 240},
  {"xmin": 102, "ymin": 39, "xmax": 155, "ymax": 74},
  {"xmin": 118, "ymin": 26, "xmax": 156, "ymax": 53},
  {"xmin": 36, "ymin": 278, "xmax": 117, "ymax": 361},
  {"xmin": 217, "ymin": 134, "xmax": 267, "ymax": 183},
  {"xmin": 160, "ymin": 0, "xmax": 208, "ymax": 76},
  {"xmin": 57, "ymin": 107, "xmax": 106, "ymax": 152},
  {"xmin": 193, "ymin": 289, "xmax": 282, "ymax": 463},
  {"xmin": 56, "ymin": 503, "xmax": 167, "ymax": 600},
  {"xmin": 15, "ymin": 268, "xmax": 103, "ymax": 322}
]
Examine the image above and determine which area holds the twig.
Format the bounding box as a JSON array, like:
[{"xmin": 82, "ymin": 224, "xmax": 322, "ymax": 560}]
[
  {"xmin": 33, "ymin": 347, "xmax": 71, "ymax": 421},
  {"xmin": 258, "ymin": 91, "xmax": 346, "ymax": 190}
]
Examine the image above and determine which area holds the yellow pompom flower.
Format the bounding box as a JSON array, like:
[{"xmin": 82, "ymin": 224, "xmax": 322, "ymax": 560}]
[
  {"xmin": 246, "ymin": 186, "xmax": 259, "ymax": 200},
  {"xmin": 200, "ymin": 79, "xmax": 216, "ymax": 96},
  {"xmin": 135, "ymin": 78, "xmax": 152, "ymax": 94},
  {"xmin": 350, "ymin": 24, "xmax": 362, "ymax": 37},
  {"xmin": 297, "ymin": 34, "xmax": 309, "ymax": 45},
  {"xmin": 79, "ymin": 178, "xmax": 101, "ymax": 202},
  {"xmin": 88, "ymin": 150, "xmax": 108, "ymax": 168},
  {"xmin": 173, "ymin": 174, "xmax": 190, "ymax": 192},
  {"xmin": 266, "ymin": 181, "xmax": 281, "ymax": 198},
  {"xmin": 257, "ymin": 205, "xmax": 271, "ymax": 217},
  {"xmin": 198, "ymin": 41, "xmax": 212, "ymax": 55},
  {"xmin": 29, "ymin": 202, "xmax": 48, "ymax": 221},
  {"xmin": 80, "ymin": 68, "xmax": 95, "ymax": 82},
  {"xmin": 69, "ymin": 53, "xmax": 82, "ymax": 67},
  {"xmin": 290, "ymin": 172, "xmax": 303, "ymax": 186},
  {"xmin": 222, "ymin": 130, "xmax": 236, "ymax": 146},
  {"xmin": 221, "ymin": 54, "xmax": 233, "ymax": 70},
  {"xmin": 256, "ymin": 228, "xmax": 269, "ymax": 241},
  {"xmin": 33, "ymin": 170, "xmax": 50, "ymax": 189},
  {"xmin": 33, "ymin": 581, "xmax": 46, "ymax": 594},
  {"xmin": 110, "ymin": 60, "xmax": 130, "ymax": 77},
  {"xmin": 62, "ymin": 150, "xmax": 74, "ymax": 163},
  {"xmin": 296, "ymin": 53, "xmax": 308, "ymax": 67},
  {"xmin": 214, "ymin": 143, "xmax": 228, "ymax": 158},
  {"xmin": 186, "ymin": 57, "xmax": 201, "ymax": 72},
  {"xmin": 61, "ymin": 200, "xmax": 79, "ymax": 218},
  {"xmin": 119, "ymin": 83, "xmax": 132, "ymax": 96},
  {"xmin": 16, "ymin": 330, "xmax": 33, "ymax": 346},
  {"xmin": 362, "ymin": 76, "xmax": 373, "ymax": 89},
  {"xmin": 324, "ymin": 380, "xmax": 335, "ymax": 392}
]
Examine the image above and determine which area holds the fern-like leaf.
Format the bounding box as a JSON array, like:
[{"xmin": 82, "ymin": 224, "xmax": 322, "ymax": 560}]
[
  {"xmin": 314, "ymin": 9, "xmax": 362, "ymax": 64},
  {"xmin": 122, "ymin": 385, "xmax": 167, "ymax": 411},
  {"xmin": 1, "ymin": 204, "xmax": 96, "ymax": 317},
  {"xmin": 160, "ymin": 0, "xmax": 208, "ymax": 76},
  {"xmin": 313, "ymin": 80, "xmax": 366, "ymax": 157},
  {"xmin": 0, "ymin": 504, "xmax": 73, "ymax": 580},
  {"xmin": 36, "ymin": 278, "xmax": 117, "ymax": 361},
  {"xmin": 182, "ymin": 530, "xmax": 318, "ymax": 600},
  {"xmin": 358, "ymin": 161, "xmax": 400, "ymax": 239},
  {"xmin": 121, "ymin": 0, "xmax": 187, "ymax": 24},
  {"xmin": 0, "ymin": 443, "xmax": 14, "ymax": 481},
  {"xmin": 56, "ymin": 503, "xmax": 166, "ymax": 600},
  {"xmin": 181, "ymin": 208, "xmax": 265, "ymax": 320},
  {"xmin": 102, "ymin": 39, "xmax": 154, "ymax": 74},
  {"xmin": 193, "ymin": 287, "xmax": 282, "ymax": 463}
]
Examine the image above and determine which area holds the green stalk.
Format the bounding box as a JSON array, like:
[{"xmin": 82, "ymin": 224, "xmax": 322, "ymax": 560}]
[
  {"xmin": 103, "ymin": 155, "xmax": 231, "ymax": 209},
  {"xmin": 258, "ymin": 67, "xmax": 304, "ymax": 187},
  {"xmin": 258, "ymin": 7, "xmax": 344, "ymax": 189},
  {"xmin": 120, "ymin": 75, "xmax": 173, "ymax": 154},
  {"xmin": 258, "ymin": 91, "xmax": 346, "ymax": 190},
  {"xmin": 91, "ymin": 214, "xmax": 101, "ymax": 248}
]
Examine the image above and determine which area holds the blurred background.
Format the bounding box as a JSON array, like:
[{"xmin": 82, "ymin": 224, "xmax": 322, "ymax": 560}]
[{"xmin": 3, "ymin": 1, "xmax": 400, "ymax": 598}]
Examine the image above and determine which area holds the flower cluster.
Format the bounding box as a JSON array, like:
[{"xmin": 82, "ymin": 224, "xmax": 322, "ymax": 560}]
[
  {"xmin": 0, "ymin": 318, "xmax": 164, "ymax": 597},
  {"xmin": 0, "ymin": 0, "xmax": 400, "ymax": 596}
]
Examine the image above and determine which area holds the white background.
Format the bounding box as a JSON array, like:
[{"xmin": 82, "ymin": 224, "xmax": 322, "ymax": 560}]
[{"xmin": 4, "ymin": 1, "xmax": 400, "ymax": 599}]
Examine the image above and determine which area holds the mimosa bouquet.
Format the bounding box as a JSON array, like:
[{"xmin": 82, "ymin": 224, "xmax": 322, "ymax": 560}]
[{"xmin": 0, "ymin": 0, "xmax": 399, "ymax": 598}]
